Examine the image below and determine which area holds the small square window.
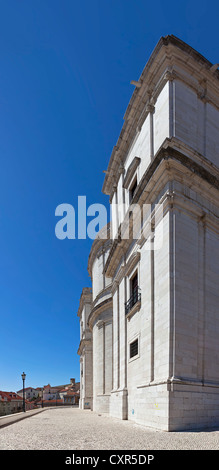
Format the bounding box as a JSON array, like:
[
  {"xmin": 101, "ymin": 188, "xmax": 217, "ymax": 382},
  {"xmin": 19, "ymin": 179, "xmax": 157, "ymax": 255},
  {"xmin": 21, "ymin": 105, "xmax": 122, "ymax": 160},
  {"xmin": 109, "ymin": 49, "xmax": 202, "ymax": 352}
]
[{"xmin": 130, "ymin": 338, "xmax": 138, "ymax": 359}]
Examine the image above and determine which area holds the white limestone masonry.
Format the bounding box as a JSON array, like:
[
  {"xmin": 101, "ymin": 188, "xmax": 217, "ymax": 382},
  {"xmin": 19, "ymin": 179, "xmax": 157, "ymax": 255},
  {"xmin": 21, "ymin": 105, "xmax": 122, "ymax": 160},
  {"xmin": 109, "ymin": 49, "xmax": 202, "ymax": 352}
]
[{"xmin": 77, "ymin": 35, "xmax": 219, "ymax": 431}]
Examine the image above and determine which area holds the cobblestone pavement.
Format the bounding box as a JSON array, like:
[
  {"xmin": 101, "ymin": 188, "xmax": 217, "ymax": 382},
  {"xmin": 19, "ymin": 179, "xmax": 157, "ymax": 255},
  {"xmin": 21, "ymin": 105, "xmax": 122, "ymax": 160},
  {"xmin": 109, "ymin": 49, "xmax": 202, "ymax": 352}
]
[{"xmin": 0, "ymin": 407, "xmax": 218, "ymax": 450}]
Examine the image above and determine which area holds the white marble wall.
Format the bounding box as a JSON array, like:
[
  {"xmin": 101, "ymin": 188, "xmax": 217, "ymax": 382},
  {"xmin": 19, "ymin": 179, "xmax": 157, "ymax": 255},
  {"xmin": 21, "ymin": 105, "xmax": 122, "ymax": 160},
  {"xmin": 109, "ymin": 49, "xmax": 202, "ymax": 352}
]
[
  {"xmin": 92, "ymin": 245, "xmax": 111, "ymax": 302},
  {"xmin": 111, "ymin": 78, "xmax": 219, "ymax": 242},
  {"xmin": 174, "ymin": 80, "xmax": 219, "ymax": 167},
  {"xmin": 78, "ymin": 292, "xmax": 93, "ymax": 410},
  {"xmin": 89, "ymin": 46, "xmax": 219, "ymax": 430},
  {"xmin": 92, "ymin": 310, "xmax": 113, "ymax": 413}
]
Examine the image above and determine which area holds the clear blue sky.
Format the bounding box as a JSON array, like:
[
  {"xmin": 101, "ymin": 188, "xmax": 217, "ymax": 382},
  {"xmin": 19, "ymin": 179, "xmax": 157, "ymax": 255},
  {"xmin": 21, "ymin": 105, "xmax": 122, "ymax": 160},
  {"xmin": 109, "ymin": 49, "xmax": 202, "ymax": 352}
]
[{"xmin": 0, "ymin": 0, "xmax": 218, "ymax": 392}]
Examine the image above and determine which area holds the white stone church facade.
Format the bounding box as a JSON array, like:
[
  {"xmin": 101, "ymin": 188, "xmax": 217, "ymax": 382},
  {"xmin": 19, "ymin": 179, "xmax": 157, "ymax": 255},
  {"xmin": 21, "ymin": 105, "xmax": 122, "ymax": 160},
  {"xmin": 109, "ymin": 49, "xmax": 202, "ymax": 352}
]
[{"xmin": 77, "ymin": 35, "xmax": 219, "ymax": 431}]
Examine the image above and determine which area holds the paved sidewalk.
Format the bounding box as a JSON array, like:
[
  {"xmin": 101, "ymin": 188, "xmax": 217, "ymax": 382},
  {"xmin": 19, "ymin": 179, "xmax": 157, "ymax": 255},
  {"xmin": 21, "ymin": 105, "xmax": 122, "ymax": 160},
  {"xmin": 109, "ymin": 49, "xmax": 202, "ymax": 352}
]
[
  {"xmin": 0, "ymin": 407, "xmax": 218, "ymax": 450},
  {"xmin": 0, "ymin": 407, "xmax": 47, "ymax": 428}
]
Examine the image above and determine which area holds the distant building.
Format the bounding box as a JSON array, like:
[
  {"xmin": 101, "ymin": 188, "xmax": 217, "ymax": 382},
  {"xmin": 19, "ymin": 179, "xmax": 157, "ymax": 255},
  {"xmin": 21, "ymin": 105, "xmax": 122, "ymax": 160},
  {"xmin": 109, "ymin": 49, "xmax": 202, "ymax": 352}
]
[
  {"xmin": 37, "ymin": 380, "xmax": 80, "ymax": 407},
  {"xmin": 42, "ymin": 379, "xmax": 79, "ymax": 401},
  {"xmin": 35, "ymin": 387, "xmax": 43, "ymax": 398},
  {"xmin": 59, "ymin": 389, "xmax": 80, "ymax": 405},
  {"xmin": 0, "ymin": 392, "xmax": 12, "ymax": 416},
  {"xmin": 0, "ymin": 391, "xmax": 34, "ymax": 416},
  {"xmin": 42, "ymin": 384, "xmax": 59, "ymax": 401},
  {"xmin": 16, "ymin": 387, "xmax": 39, "ymax": 401}
]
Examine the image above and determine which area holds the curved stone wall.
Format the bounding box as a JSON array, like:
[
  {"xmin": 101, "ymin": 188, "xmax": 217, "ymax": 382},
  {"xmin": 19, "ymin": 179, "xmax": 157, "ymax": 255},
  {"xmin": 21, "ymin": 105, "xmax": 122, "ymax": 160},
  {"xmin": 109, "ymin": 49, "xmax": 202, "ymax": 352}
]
[{"xmin": 88, "ymin": 224, "xmax": 113, "ymax": 413}]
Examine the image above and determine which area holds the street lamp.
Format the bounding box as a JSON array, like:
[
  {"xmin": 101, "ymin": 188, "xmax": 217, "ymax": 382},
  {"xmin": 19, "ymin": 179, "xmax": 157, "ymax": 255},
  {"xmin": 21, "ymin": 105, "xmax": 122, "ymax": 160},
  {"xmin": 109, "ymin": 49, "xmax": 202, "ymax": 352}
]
[{"xmin": 21, "ymin": 372, "xmax": 26, "ymax": 412}]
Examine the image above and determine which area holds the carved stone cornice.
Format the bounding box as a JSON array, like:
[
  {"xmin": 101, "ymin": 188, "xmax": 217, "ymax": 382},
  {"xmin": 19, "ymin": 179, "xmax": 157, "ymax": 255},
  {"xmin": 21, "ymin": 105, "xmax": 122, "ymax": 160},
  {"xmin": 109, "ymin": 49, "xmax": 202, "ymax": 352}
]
[
  {"xmin": 77, "ymin": 287, "xmax": 92, "ymax": 318},
  {"xmin": 102, "ymin": 35, "xmax": 219, "ymax": 197},
  {"xmin": 91, "ymin": 284, "xmax": 112, "ymax": 309},
  {"xmin": 77, "ymin": 337, "xmax": 92, "ymax": 356},
  {"xmin": 104, "ymin": 139, "xmax": 219, "ymax": 278},
  {"xmin": 123, "ymin": 157, "xmax": 141, "ymax": 189},
  {"xmin": 96, "ymin": 318, "xmax": 113, "ymax": 329},
  {"xmin": 87, "ymin": 223, "xmax": 112, "ymax": 276},
  {"xmin": 145, "ymin": 103, "xmax": 155, "ymax": 113},
  {"xmin": 88, "ymin": 296, "xmax": 113, "ymax": 330},
  {"xmin": 111, "ymin": 251, "xmax": 141, "ymax": 293}
]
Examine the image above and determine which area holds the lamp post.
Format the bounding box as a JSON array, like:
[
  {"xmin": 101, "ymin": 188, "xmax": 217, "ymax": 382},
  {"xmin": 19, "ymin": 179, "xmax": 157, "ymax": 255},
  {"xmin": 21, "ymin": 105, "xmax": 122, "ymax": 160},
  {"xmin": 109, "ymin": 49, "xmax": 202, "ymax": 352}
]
[{"xmin": 21, "ymin": 372, "xmax": 26, "ymax": 412}]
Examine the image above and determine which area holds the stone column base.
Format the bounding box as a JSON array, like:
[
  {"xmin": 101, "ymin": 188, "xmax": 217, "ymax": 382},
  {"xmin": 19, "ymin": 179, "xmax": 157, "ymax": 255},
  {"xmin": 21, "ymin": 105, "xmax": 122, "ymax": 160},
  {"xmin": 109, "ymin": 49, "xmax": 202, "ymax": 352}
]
[
  {"xmin": 110, "ymin": 388, "xmax": 128, "ymax": 420},
  {"xmin": 169, "ymin": 380, "xmax": 219, "ymax": 431},
  {"xmin": 93, "ymin": 394, "xmax": 111, "ymax": 414},
  {"xmin": 80, "ymin": 397, "xmax": 93, "ymax": 410}
]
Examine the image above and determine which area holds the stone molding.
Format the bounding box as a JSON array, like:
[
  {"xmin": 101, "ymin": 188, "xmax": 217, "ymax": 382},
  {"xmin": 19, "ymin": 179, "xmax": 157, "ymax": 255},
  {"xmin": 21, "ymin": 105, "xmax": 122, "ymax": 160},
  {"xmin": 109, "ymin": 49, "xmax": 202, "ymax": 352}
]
[
  {"xmin": 104, "ymin": 141, "xmax": 219, "ymax": 277},
  {"xmin": 88, "ymin": 296, "xmax": 113, "ymax": 330},
  {"xmin": 77, "ymin": 338, "xmax": 92, "ymax": 356},
  {"xmin": 87, "ymin": 223, "xmax": 112, "ymax": 277},
  {"xmin": 77, "ymin": 287, "xmax": 92, "ymax": 318},
  {"xmin": 91, "ymin": 284, "xmax": 112, "ymax": 309},
  {"xmin": 126, "ymin": 298, "xmax": 141, "ymax": 321},
  {"xmin": 137, "ymin": 377, "xmax": 219, "ymax": 390},
  {"xmin": 123, "ymin": 157, "xmax": 141, "ymax": 189},
  {"xmin": 102, "ymin": 35, "xmax": 219, "ymax": 197},
  {"xmin": 111, "ymin": 251, "xmax": 141, "ymax": 294}
]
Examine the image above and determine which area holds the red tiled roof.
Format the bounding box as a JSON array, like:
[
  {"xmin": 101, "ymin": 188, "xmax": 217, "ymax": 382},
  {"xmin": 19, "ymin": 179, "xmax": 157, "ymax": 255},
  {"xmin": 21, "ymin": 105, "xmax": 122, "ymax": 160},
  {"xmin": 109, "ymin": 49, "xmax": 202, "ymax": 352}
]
[
  {"xmin": 60, "ymin": 386, "xmax": 79, "ymax": 393},
  {"xmin": 17, "ymin": 387, "xmax": 35, "ymax": 393},
  {"xmin": 0, "ymin": 391, "xmax": 23, "ymax": 402}
]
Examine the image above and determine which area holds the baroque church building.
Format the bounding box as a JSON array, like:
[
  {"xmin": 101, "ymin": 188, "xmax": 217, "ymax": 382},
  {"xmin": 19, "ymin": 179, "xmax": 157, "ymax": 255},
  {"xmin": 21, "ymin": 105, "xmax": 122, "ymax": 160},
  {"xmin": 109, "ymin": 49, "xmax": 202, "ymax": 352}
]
[{"xmin": 77, "ymin": 35, "xmax": 219, "ymax": 431}]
